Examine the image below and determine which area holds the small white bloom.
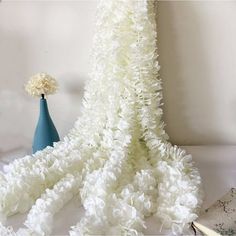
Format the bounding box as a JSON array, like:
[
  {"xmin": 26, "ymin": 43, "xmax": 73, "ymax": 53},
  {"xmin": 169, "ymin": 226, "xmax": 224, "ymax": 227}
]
[{"xmin": 25, "ymin": 73, "xmax": 58, "ymax": 97}]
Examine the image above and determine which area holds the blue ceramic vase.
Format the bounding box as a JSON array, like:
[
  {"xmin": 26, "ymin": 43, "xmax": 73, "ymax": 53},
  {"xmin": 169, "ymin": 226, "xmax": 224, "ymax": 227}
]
[{"xmin": 33, "ymin": 96, "xmax": 60, "ymax": 153}]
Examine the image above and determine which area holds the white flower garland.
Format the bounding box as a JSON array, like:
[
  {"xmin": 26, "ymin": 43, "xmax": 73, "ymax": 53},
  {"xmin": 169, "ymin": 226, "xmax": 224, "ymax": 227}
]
[{"xmin": 0, "ymin": 0, "xmax": 203, "ymax": 235}]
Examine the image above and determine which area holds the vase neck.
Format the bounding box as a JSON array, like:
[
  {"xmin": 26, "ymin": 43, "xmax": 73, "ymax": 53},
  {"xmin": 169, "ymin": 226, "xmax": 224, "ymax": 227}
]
[{"xmin": 39, "ymin": 98, "xmax": 50, "ymax": 117}]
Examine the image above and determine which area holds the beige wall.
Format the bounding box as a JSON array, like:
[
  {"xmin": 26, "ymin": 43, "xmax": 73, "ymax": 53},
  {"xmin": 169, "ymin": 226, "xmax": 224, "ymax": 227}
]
[
  {"xmin": 157, "ymin": 1, "xmax": 236, "ymax": 145},
  {"xmin": 0, "ymin": 1, "xmax": 96, "ymax": 152},
  {"xmin": 0, "ymin": 1, "xmax": 236, "ymax": 153}
]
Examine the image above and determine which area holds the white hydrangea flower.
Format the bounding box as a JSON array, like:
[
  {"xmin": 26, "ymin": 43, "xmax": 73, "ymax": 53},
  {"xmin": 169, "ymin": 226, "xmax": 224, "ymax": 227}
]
[{"xmin": 25, "ymin": 73, "xmax": 58, "ymax": 97}]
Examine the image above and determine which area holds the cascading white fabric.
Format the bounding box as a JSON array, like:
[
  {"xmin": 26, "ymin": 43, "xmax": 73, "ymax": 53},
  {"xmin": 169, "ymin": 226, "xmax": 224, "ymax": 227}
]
[{"xmin": 0, "ymin": 0, "xmax": 203, "ymax": 235}]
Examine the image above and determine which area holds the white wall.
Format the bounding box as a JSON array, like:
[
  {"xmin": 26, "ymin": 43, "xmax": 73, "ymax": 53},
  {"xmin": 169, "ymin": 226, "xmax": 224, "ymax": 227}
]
[
  {"xmin": 157, "ymin": 1, "xmax": 236, "ymax": 145},
  {"xmin": 0, "ymin": 1, "xmax": 236, "ymax": 153},
  {"xmin": 0, "ymin": 1, "xmax": 97, "ymax": 152}
]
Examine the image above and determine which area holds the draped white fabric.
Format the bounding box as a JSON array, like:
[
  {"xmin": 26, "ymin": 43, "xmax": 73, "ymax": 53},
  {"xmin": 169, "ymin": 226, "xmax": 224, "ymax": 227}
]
[{"xmin": 0, "ymin": 1, "xmax": 203, "ymax": 235}]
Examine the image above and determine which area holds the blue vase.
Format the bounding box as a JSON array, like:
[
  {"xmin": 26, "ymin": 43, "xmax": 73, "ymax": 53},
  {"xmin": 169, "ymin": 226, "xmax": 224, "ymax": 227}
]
[{"xmin": 33, "ymin": 97, "xmax": 60, "ymax": 153}]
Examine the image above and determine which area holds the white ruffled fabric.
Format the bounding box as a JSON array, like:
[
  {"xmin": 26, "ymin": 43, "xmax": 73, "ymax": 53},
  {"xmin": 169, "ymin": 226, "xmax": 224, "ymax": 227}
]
[{"xmin": 0, "ymin": 0, "xmax": 203, "ymax": 235}]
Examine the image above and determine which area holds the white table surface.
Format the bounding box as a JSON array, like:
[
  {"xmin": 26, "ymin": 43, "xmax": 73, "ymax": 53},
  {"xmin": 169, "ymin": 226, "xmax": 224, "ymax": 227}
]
[{"xmin": 1, "ymin": 146, "xmax": 236, "ymax": 235}]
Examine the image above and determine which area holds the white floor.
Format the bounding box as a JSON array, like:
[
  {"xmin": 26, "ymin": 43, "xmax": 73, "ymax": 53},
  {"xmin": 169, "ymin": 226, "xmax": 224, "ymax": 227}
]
[{"xmin": 1, "ymin": 146, "xmax": 236, "ymax": 235}]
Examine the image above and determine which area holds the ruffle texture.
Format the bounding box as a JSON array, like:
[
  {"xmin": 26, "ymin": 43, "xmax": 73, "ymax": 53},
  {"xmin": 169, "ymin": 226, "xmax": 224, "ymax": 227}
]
[{"xmin": 0, "ymin": 0, "xmax": 203, "ymax": 235}]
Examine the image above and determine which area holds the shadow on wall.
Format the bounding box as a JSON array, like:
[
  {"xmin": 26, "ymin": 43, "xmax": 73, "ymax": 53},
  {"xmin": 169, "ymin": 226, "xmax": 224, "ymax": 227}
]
[
  {"xmin": 64, "ymin": 77, "xmax": 85, "ymax": 96},
  {"xmin": 156, "ymin": 2, "xmax": 224, "ymax": 145},
  {"xmin": 50, "ymin": 73, "xmax": 85, "ymax": 134}
]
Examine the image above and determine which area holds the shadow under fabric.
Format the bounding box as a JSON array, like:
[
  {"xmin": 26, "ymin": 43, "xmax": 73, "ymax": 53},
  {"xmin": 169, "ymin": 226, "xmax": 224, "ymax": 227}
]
[{"xmin": 0, "ymin": 1, "xmax": 203, "ymax": 235}]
